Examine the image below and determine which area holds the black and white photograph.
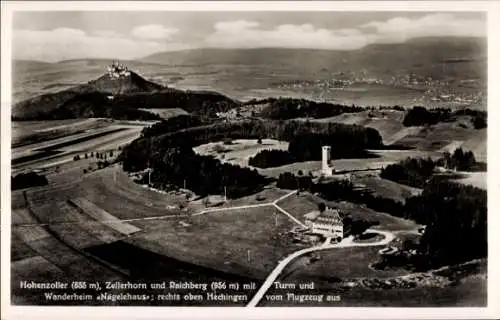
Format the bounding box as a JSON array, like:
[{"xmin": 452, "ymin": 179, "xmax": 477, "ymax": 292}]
[{"xmin": 1, "ymin": 1, "xmax": 499, "ymax": 318}]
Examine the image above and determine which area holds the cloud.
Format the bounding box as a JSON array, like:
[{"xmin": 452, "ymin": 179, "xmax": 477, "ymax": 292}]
[
  {"xmin": 12, "ymin": 13, "xmax": 485, "ymax": 62},
  {"xmin": 206, "ymin": 21, "xmax": 369, "ymax": 50},
  {"xmin": 131, "ymin": 24, "xmax": 179, "ymax": 40},
  {"xmin": 214, "ymin": 20, "xmax": 260, "ymax": 32},
  {"xmin": 93, "ymin": 30, "xmax": 122, "ymax": 38},
  {"xmin": 206, "ymin": 13, "xmax": 485, "ymax": 50},
  {"xmin": 13, "ymin": 28, "xmax": 169, "ymax": 62},
  {"xmin": 361, "ymin": 13, "xmax": 485, "ymax": 43}
]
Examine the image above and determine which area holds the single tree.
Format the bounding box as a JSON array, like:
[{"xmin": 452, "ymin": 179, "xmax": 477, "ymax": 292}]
[{"xmin": 318, "ymin": 202, "xmax": 326, "ymax": 213}]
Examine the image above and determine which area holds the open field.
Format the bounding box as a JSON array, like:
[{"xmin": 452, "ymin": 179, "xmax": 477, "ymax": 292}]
[
  {"xmin": 307, "ymin": 110, "xmax": 406, "ymax": 145},
  {"xmin": 127, "ymin": 205, "xmax": 303, "ymax": 279},
  {"xmin": 396, "ymin": 123, "xmax": 486, "ymax": 158},
  {"xmin": 194, "ymin": 139, "xmax": 289, "ymax": 167},
  {"xmin": 12, "ymin": 120, "xmax": 150, "ymax": 173},
  {"xmin": 352, "ymin": 175, "xmax": 422, "ymax": 202},
  {"xmin": 453, "ymin": 172, "xmax": 487, "ymax": 190},
  {"xmin": 12, "ymin": 119, "xmax": 103, "ymax": 146},
  {"xmin": 24, "ymin": 165, "xmax": 187, "ymax": 220},
  {"xmin": 281, "ymin": 246, "xmax": 406, "ymax": 282},
  {"xmin": 69, "ymin": 197, "xmax": 141, "ymax": 235}
]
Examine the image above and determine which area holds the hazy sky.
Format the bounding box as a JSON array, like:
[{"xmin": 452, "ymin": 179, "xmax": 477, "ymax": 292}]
[{"xmin": 12, "ymin": 11, "xmax": 486, "ymax": 62}]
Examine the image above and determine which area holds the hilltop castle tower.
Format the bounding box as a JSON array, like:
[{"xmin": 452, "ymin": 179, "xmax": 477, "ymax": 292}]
[{"xmin": 107, "ymin": 61, "xmax": 130, "ymax": 79}]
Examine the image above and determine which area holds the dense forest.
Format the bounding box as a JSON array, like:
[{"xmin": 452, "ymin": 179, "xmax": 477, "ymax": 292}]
[
  {"xmin": 276, "ymin": 171, "xmax": 487, "ymax": 269},
  {"xmin": 253, "ymin": 97, "xmax": 365, "ymax": 120},
  {"xmin": 405, "ymin": 180, "xmax": 487, "ymax": 269},
  {"xmin": 402, "ymin": 106, "xmax": 487, "ymax": 129},
  {"xmin": 121, "ymin": 119, "xmax": 383, "ymax": 172}
]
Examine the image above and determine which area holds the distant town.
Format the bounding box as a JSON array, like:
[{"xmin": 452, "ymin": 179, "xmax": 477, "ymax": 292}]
[{"xmin": 271, "ymin": 71, "xmax": 485, "ymax": 106}]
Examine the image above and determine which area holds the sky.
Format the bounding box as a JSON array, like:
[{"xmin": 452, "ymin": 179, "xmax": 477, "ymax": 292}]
[{"xmin": 12, "ymin": 11, "xmax": 486, "ymax": 62}]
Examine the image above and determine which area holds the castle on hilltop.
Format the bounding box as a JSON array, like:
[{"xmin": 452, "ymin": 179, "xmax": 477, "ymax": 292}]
[{"xmin": 107, "ymin": 61, "xmax": 131, "ymax": 79}]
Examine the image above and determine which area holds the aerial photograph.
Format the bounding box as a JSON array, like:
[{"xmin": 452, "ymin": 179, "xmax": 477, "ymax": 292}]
[{"xmin": 9, "ymin": 10, "xmax": 487, "ymax": 307}]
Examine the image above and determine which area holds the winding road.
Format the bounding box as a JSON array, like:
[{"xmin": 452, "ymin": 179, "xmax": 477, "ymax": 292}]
[{"xmin": 246, "ymin": 228, "xmax": 395, "ymax": 307}]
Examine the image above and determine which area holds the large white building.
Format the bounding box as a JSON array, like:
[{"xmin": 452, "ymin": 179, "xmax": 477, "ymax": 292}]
[{"xmin": 304, "ymin": 207, "xmax": 344, "ymax": 242}]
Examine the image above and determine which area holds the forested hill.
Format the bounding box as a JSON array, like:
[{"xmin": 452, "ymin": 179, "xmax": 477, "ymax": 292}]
[{"xmin": 12, "ymin": 71, "xmax": 240, "ymax": 120}]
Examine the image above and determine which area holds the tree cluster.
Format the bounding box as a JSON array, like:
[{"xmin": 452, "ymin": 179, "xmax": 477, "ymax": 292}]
[
  {"xmin": 288, "ymin": 133, "xmax": 377, "ymax": 162},
  {"xmin": 144, "ymin": 145, "xmax": 269, "ymax": 199},
  {"xmin": 12, "ymin": 172, "xmax": 48, "ymax": 190},
  {"xmin": 436, "ymin": 148, "xmax": 479, "ymax": 171},
  {"xmin": 248, "ymin": 150, "xmax": 296, "ymax": 168},
  {"xmin": 380, "ymin": 157, "xmax": 436, "ymax": 188},
  {"xmin": 257, "ymin": 97, "xmax": 364, "ymax": 120}
]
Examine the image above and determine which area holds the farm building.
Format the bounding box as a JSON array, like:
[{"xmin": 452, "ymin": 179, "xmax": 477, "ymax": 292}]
[{"xmin": 304, "ymin": 206, "xmax": 344, "ymax": 241}]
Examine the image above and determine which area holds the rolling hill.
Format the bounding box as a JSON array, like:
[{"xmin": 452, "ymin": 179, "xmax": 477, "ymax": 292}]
[{"xmin": 141, "ymin": 37, "xmax": 486, "ymax": 80}]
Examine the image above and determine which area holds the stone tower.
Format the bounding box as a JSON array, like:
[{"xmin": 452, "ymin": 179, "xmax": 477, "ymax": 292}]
[{"xmin": 322, "ymin": 146, "xmax": 332, "ymax": 176}]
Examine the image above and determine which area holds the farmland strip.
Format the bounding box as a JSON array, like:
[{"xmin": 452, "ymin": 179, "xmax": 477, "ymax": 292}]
[{"xmin": 69, "ymin": 198, "xmax": 141, "ymax": 235}]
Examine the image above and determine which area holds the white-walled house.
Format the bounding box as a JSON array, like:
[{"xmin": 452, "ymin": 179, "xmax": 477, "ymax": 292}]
[{"xmin": 304, "ymin": 207, "xmax": 344, "ymax": 241}]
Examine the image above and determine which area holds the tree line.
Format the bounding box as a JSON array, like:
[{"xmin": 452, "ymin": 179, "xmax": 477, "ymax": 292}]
[
  {"xmin": 140, "ymin": 115, "xmax": 206, "ymax": 138},
  {"xmin": 254, "ymin": 97, "xmax": 365, "ymax": 120},
  {"xmin": 403, "ymin": 106, "xmax": 487, "ymax": 129}
]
